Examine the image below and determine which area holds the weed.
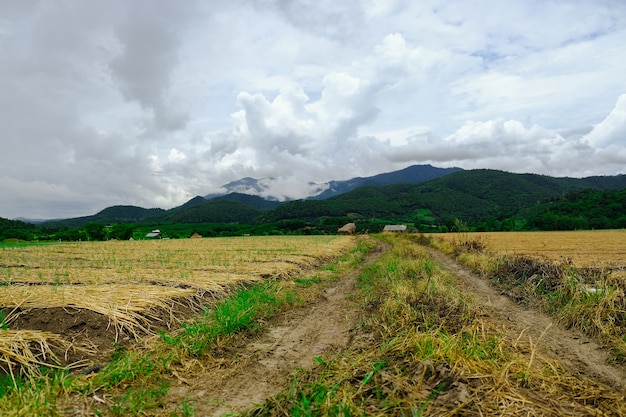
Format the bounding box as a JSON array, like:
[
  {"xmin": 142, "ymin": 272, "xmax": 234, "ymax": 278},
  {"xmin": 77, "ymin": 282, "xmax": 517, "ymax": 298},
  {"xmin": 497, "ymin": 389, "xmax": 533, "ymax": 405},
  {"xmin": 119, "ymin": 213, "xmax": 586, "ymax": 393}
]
[
  {"xmin": 108, "ymin": 382, "xmax": 169, "ymax": 416},
  {"xmin": 175, "ymin": 399, "xmax": 195, "ymax": 417},
  {"xmin": 247, "ymin": 234, "xmax": 626, "ymax": 416},
  {"xmin": 361, "ymin": 361, "xmax": 385, "ymax": 385},
  {"xmin": 0, "ymin": 310, "xmax": 8, "ymax": 330},
  {"xmin": 294, "ymin": 276, "xmax": 322, "ymax": 287}
]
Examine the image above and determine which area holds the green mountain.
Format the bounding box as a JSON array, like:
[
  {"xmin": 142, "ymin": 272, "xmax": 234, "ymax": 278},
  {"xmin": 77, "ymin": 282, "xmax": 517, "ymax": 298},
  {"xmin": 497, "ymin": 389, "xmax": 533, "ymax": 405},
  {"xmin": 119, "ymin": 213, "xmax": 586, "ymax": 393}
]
[
  {"xmin": 214, "ymin": 193, "xmax": 281, "ymax": 211},
  {"xmin": 519, "ymin": 188, "xmax": 626, "ymax": 230},
  {"xmin": 43, "ymin": 205, "xmax": 165, "ymax": 228},
  {"xmin": 5, "ymin": 168, "xmax": 625, "ymax": 240},
  {"xmin": 262, "ymin": 169, "xmax": 626, "ymax": 226},
  {"xmin": 157, "ymin": 199, "xmax": 261, "ymax": 223},
  {"xmin": 168, "ymin": 196, "xmax": 210, "ymax": 212}
]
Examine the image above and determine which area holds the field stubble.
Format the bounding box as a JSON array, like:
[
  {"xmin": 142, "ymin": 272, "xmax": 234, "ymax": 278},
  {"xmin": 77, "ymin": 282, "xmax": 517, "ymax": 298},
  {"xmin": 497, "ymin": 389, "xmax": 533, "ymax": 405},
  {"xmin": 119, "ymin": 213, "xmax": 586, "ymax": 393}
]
[
  {"xmin": 426, "ymin": 230, "xmax": 626, "ymax": 364},
  {"xmin": 0, "ymin": 236, "xmax": 356, "ymax": 381}
]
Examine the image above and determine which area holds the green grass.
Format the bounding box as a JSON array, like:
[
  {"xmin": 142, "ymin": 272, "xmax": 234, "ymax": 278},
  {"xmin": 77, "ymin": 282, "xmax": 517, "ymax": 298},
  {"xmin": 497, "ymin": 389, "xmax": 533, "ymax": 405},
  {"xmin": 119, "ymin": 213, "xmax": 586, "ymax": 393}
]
[
  {"xmin": 0, "ymin": 237, "xmax": 374, "ymax": 416},
  {"xmin": 294, "ymin": 276, "xmax": 322, "ymax": 287},
  {"xmin": 0, "ymin": 240, "xmax": 61, "ymax": 248},
  {"xmin": 247, "ymin": 234, "xmax": 625, "ymax": 416},
  {"xmin": 159, "ymin": 280, "xmax": 293, "ymax": 358}
]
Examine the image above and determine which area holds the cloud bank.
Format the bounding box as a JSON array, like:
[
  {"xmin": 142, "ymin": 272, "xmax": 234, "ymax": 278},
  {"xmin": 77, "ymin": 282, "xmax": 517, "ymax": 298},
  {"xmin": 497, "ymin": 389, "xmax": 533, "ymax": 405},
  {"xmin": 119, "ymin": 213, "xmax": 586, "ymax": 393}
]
[{"xmin": 0, "ymin": 0, "xmax": 625, "ymax": 219}]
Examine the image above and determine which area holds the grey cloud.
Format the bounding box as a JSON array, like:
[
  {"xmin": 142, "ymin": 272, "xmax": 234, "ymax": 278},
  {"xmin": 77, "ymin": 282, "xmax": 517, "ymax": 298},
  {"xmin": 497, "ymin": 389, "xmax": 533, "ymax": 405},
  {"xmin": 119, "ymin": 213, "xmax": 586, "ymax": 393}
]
[
  {"xmin": 109, "ymin": 1, "xmax": 196, "ymax": 131},
  {"xmin": 1, "ymin": 1, "xmax": 625, "ymax": 219},
  {"xmin": 274, "ymin": 0, "xmax": 366, "ymax": 40},
  {"xmin": 382, "ymin": 117, "xmax": 615, "ymax": 177}
]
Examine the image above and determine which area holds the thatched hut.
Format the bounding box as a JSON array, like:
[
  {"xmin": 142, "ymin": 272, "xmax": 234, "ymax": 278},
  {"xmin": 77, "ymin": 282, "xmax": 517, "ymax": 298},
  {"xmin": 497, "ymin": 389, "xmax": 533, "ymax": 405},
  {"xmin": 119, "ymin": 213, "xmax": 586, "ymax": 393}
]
[{"xmin": 337, "ymin": 222, "xmax": 356, "ymax": 235}]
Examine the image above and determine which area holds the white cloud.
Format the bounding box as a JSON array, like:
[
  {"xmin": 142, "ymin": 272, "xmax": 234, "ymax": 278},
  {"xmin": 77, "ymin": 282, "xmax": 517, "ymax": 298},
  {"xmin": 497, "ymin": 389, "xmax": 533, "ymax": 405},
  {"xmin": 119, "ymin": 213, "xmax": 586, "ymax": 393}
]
[
  {"xmin": 168, "ymin": 149, "xmax": 187, "ymax": 163},
  {"xmin": 584, "ymin": 94, "xmax": 626, "ymax": 147},
  {"xmin": 0, "ymin": 0, "xmax": 625, "ymax": 219}
]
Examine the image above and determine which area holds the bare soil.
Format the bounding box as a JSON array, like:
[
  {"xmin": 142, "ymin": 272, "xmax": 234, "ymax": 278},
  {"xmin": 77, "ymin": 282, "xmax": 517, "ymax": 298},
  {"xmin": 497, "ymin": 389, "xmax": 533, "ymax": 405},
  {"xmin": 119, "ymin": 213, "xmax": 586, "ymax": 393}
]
[
  {"xmin": 4, "ymin": 298, "xmax": 202, "ymax": 367},
  {"xmin": 161, "ymin": 242, "xmax": 387, "ymax": 416},
  {"xmin": 162, "ymin": 243, "xmax": 626, "ymax": 416}
]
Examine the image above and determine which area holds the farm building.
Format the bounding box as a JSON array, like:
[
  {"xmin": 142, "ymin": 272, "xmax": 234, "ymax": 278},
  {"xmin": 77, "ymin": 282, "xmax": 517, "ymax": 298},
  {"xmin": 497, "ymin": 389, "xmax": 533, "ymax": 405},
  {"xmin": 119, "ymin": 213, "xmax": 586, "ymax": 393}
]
[
  {"xmin": 337, "ymin": 222, "xmax": 356, "ymax": 235},
  {"xmin": 383, "ymin": 224, "xmax": 408, "ymax": 233},
  {"xmin": 146, "ymin": 229, "xmax": 162, "ymax": 239}
]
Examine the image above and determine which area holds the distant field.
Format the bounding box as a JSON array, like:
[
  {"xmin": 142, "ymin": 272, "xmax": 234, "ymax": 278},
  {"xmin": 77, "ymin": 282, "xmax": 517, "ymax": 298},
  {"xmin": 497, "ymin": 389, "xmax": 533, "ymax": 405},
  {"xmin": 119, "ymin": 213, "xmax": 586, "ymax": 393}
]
[
  {"xmin": 433, "ymin": 230, "xmax": 626, "ymax": 272},
  {"xmin": 0, "ymin": 235, "xmax": 356, "ymax": 371}
]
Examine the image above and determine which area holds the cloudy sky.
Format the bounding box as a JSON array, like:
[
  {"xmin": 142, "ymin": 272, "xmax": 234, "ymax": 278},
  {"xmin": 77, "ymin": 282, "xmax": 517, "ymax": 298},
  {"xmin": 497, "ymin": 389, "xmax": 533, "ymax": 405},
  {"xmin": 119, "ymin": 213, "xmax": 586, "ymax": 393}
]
[{"xmin": 1, "ymin": 0, "xmax": 625, "ymax": 219}]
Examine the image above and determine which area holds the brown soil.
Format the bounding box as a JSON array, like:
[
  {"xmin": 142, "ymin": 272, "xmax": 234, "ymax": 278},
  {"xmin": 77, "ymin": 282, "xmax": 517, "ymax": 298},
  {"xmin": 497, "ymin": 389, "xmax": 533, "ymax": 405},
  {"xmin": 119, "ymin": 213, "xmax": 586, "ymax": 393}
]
[
  {"xmin": 161, "ymin": 243, "xmax": 626, "ymax": 416},
  {"xmin": 6, "ymin": 307, "xmax": 117, "ymax": 364},
  {"xmin": 160, "ymin": 242, "xmax": 388, "ymax": 416},
  {"xmin": 4, "ymin": 297, "xmax": 203, "ymax": 368}
]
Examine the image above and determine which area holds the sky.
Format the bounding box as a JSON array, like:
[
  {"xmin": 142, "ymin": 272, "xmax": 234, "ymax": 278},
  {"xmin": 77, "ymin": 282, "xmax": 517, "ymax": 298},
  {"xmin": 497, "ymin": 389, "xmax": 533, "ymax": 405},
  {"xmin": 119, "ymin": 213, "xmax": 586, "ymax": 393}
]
[{"xmin": 1, "ymin": 0, "xmax": 625, "ymax": 219}]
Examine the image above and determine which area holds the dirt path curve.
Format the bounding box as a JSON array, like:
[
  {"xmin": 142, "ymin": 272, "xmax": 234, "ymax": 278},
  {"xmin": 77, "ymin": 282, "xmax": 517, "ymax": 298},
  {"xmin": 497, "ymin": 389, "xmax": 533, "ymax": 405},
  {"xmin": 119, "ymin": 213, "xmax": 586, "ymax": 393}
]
[
  {"xmin": 424, "ymin": 246, "xmax": 626, "ymax": 393},
  {"xmin": 163, "ymin": 241, "xmax": 387, "ymax": 417}
]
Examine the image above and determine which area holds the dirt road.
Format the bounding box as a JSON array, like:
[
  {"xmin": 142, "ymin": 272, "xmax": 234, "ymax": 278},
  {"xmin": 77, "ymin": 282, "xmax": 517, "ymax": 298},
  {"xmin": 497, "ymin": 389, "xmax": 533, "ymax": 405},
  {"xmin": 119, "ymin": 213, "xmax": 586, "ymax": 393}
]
[
  {"xmin": 163, "ymin": 242, "xmax": 625, "ymax": 416},
  {"xmin": 163, "ymin": 242, "xmax": 387, "ymax": 416},
  {"xmin": 424, "ymin": 246, "xmax": 626, "ymax": 392}
]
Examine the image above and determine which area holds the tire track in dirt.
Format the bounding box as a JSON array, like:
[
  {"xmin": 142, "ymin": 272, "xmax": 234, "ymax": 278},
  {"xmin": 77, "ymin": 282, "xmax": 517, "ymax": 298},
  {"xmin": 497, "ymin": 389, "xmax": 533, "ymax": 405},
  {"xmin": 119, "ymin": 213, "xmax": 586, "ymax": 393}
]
[
  {"xmin": 424, "ymin": 246, "xmax": 626, "ymax": 393},
  {"xmin": 163, "ymin": 241, "xmax": 388, "ymax": 417}
]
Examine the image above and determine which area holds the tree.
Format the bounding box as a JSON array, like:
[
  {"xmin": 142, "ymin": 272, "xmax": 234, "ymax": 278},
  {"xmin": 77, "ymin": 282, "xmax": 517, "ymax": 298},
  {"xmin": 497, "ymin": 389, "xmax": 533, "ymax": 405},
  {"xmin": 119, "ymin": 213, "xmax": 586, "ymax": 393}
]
[
  {"xmin": 110, "ymin": 224, "xmax": 134, "ymax": 240},
  {"xmin": 85, "ymin": 222, "xmax": 106, "ymax": 241}
]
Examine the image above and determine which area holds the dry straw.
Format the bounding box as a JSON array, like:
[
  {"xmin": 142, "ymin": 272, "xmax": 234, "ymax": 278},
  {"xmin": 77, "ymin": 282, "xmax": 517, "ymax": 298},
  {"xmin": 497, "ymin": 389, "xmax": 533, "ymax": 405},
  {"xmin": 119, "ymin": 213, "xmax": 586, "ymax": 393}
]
[
  {"xmin": 0, "ymin": 329, "xmax": 92, "ymax": 386},
  {"xmin": 0, "ymin": 236, "xmax": 356, "ymax": 373},
  {"xmin": 1, "ymin": 284, "xmax": 199, "ymax": 340}
]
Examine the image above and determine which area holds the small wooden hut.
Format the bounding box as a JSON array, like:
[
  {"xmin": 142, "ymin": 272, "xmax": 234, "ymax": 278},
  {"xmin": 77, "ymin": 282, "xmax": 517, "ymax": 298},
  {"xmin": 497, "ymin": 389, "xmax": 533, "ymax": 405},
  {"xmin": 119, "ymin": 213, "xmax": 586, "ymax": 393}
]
[{"xmin": 383, "ymin": 225, "xmax": 408, "ymax": 233}]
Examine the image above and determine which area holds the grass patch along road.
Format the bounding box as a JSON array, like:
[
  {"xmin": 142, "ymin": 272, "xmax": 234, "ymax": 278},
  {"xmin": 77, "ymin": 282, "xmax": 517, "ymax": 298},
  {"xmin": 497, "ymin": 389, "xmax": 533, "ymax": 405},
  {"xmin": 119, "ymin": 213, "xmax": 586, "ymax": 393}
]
[
  {"xmin": 2, "ymin": 233, "xmax": 625, "ymax": 415},
  {"xmin": 250, "ymin": 233, "xmax": 625, "ymax": 416}
]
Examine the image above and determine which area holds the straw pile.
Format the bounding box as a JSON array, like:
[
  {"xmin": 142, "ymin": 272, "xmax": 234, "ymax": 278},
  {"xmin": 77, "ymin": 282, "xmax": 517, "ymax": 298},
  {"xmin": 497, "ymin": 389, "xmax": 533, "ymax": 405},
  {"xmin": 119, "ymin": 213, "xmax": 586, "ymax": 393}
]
[
  {"xmin": 1, "ymin": 284, "xmax": 200, "ymax": 340},
  {"xmin": 0, "ymin": 329, "xmax": 90, "ymax": 385},
  {"xmin": 0, "ymin": 236, "xmax": 357, "ymax": 374}
]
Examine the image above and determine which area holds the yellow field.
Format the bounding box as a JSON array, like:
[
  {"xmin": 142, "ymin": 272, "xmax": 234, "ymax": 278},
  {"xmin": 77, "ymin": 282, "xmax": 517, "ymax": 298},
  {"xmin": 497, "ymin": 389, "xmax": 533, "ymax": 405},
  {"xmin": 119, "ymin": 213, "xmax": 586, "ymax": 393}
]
[
  {"xmin": 434, "ymin": 230, "xmax": 626, "ymax": 271},
  {"xmin": 0, "ymin": 236, "xmax": 356, "ymax": 339}
]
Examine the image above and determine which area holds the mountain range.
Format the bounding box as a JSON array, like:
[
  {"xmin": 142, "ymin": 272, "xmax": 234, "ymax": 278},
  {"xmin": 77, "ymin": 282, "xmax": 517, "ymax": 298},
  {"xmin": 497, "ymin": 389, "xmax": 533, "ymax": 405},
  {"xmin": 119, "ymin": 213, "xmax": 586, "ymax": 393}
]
[
  {"xmin": 16, "ymin": 164, "xmax": 626, "ymax": 232},
  {"xmin": 40, "ymin": 164, "xmax": 461, "ymax": 226},
  {"xmin": 205, "ymin": 164, "xmax": 462, "ymax": 201}
]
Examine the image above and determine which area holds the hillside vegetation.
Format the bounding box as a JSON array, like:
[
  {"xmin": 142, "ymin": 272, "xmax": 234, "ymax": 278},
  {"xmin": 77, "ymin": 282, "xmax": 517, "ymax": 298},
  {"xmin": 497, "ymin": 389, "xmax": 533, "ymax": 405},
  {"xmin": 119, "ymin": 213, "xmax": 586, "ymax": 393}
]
[{"xmin": 2, "ymin": 169, "xmax": 626, "ymax": 241}]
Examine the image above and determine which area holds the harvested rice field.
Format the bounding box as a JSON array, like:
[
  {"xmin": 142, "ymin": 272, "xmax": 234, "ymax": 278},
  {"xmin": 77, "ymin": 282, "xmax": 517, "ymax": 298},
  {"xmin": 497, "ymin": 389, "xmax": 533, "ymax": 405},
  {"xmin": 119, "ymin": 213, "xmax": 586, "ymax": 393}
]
[
  {"xmin": 0, "ymin": 235, "xmax": 356, "ymax": 373},
  {"xmin": 434, "ymin": 230, "xmax": 626, "ymax": 275}
]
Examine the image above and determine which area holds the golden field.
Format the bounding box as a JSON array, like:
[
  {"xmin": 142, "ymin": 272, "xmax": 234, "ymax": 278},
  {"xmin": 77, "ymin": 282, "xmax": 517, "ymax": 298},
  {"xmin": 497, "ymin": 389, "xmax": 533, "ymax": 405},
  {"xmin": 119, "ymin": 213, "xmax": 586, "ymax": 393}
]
[
  {"xmin": 433, "ymin": 230, "xmax": 626, "ymax": 272},
  {"xmin": 0, "ymin": 235, "xmax": 355, "ymax": 307},
  {"xmin": 0, "ymin": 236, "xmax": 356, "ymax": 361},
  {"xmin": 1, "ymin": 235, "xmax": 354, "ymax": 286}
]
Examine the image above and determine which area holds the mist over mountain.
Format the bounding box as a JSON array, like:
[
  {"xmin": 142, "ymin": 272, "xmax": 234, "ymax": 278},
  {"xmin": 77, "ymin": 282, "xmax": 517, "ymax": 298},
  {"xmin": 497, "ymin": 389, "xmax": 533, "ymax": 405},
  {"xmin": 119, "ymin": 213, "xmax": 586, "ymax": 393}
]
[
  {"xmin": 205, "ymin": 164, "xmax": 461, "ymax": 201},
  {"xmin": 3, "ymin": 164, "xmax": 626, "ymax": 239}
]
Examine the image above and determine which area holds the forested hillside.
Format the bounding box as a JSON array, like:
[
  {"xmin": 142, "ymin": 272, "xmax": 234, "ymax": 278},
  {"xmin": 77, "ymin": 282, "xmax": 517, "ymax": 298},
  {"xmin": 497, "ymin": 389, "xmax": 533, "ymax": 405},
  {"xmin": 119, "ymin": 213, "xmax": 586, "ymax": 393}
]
[
  {"xmin": 0, "ymin": 217, "xmax": 36, "ymax": 240},
  {"xmin": 520, "ymin": 188, "xmax": 626, "ymax": 230},
  {"xmin": 44, "ymin": 205, "xmax": 165, "ymax": 228},
  {"xmin": 2, "ymin": 169, "xmax": 625, "ymax": 240},
  {"xmin": 263, "ymin": 169, "xmax": 626, "ymax": 226},
  {"xmin": 157, "ymin": 199, "xmax": 261, "ymax": 224}
]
